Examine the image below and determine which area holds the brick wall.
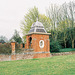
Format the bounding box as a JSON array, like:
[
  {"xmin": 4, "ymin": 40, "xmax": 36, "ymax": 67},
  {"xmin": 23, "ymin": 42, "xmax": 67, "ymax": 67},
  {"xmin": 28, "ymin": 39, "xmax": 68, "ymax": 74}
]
[
  {"xmin": 51, "ymin": 52, "xmax": 75, "ymax": 56},
  {"xmin": 32, "ymin": 34, "xmax": 50, "ymax": 52},
  {"xmin": 0, "ymin": 53, "xmax": 34, "ymax": 61},
  {"xmin": 0, "ymin": 52, "xmax": 75, "ymax": 61},
  {"xmin": 0, "ymin": 54, "xmax": 11, "ymax": 61}
]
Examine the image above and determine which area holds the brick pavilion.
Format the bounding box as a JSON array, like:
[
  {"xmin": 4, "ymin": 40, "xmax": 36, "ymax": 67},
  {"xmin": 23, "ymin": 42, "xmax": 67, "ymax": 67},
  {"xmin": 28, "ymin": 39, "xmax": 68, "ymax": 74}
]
[{"xmin": 25, "ymin": 20, "xmax": 51, "ymax": 58}]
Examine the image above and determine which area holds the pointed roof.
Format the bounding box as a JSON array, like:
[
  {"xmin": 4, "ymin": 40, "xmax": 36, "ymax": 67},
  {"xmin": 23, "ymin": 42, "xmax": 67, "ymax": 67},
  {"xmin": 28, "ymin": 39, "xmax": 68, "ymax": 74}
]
[{"xmin": 28, "ymin": 21, "xmax": 47, "ymax": 33}]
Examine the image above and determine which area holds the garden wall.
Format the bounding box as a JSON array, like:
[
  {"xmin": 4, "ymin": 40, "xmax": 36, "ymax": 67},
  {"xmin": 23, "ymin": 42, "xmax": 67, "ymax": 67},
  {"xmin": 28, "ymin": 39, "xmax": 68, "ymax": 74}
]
[
  {"xmin": 51, "ymin": 51, "xmax": 75, "ymax": 56},
  {"xmin": 0, "ymin": 51, "xmax": 75, "ymax": 61},
  {"xmin": 0, "ymin": 53, "xmax": 34, "ymax": 61}
]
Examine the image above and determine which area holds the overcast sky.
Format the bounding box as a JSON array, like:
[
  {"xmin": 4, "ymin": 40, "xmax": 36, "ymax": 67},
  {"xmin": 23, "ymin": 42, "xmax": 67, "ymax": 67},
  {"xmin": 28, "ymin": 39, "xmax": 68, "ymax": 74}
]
[{"xmin": 0, "ymin": 0, "xmax": 74, "ymax": 40}]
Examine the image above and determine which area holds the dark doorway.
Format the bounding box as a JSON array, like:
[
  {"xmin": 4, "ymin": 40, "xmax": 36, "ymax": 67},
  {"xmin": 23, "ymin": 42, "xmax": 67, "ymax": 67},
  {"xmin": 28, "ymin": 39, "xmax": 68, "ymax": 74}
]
[
  {"xmin": 29, "ymin": 37, "xmax": 32, "ymax": 48},
  {"xmin": 23, "ymin": 43, "xmax": 25, "ymax": 48}
]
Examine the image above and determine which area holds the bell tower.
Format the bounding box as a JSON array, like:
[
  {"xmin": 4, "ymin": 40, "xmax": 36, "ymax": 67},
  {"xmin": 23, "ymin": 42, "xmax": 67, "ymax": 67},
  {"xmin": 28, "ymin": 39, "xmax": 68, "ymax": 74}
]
[{"xmin": 25, "ymin": 21, "xmax": 51, "ymax": 58}]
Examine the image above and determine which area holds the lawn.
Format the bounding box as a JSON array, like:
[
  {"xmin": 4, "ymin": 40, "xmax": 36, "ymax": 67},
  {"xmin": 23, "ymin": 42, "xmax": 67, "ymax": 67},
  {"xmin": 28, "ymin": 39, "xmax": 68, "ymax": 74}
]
[{"xmin": 0, "ymin": 55, "xmax": 75, "ymax": 75}]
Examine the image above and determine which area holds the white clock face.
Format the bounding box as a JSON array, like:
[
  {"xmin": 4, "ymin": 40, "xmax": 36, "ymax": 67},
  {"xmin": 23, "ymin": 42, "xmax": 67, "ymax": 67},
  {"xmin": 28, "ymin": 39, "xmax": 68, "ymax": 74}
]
[{"xmin": 39, "ymin": 40, "xmax": 44, "ymax": 48}]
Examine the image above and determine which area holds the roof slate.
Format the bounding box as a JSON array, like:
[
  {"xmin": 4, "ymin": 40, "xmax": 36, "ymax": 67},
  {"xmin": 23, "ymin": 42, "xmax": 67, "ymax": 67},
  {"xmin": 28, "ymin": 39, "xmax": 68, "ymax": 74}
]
[{"xmin": 28, "ymin": 21, "xmax": 47, "ymax": 33}]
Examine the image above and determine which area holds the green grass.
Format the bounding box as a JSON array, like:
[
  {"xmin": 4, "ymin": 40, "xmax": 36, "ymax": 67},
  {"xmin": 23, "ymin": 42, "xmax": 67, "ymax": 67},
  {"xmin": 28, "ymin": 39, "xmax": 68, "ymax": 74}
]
[
  {"xmin": 0, "ymin": 55, "xmax": 75, "ymax": 75},
  {"xmin": 59, "ymin": 48, "xmax": 75, "ymax": 52}
]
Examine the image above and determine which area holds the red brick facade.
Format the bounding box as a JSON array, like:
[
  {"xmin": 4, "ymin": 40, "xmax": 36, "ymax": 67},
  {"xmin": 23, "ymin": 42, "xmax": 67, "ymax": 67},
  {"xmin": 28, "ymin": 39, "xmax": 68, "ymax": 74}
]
[{"xmin": 25, "ymin": 33, "xmax": 50, "ymax": 58}]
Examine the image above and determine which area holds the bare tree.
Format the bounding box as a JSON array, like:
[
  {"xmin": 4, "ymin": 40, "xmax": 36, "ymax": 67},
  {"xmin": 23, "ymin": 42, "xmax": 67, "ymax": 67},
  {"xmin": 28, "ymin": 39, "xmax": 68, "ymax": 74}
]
[
  {"xmin": 68, "ymin": 1, "xmax": 75, "ymax": 48},
  {"xmin": 60, "ymin": 3, "xmax": 69, "ymax": 48},
  {"xmin": 47, "ymin": 4, "xmax": 60, "ymax": 40}
]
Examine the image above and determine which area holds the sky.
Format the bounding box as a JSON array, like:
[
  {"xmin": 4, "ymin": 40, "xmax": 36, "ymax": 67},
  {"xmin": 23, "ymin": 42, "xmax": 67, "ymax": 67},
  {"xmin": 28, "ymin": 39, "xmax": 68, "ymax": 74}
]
[{"xmin": 0, "ymin": 0, "xmax": 74, "ymax": 40}]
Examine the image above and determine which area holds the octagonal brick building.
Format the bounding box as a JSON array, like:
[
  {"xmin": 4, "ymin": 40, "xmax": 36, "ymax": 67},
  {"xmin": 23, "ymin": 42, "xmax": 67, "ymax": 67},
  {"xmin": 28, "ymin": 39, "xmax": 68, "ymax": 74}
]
[{"xmin": 25, "ymin": 20, "xmax": 51, "ymax": 58}]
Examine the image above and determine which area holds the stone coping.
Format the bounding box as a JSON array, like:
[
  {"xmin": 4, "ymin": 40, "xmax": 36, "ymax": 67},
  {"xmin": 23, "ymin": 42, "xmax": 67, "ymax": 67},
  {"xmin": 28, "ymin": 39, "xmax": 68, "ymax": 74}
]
[{"xmin": 25, "ymin": 32, "xmax": 51, "ymax": 36}]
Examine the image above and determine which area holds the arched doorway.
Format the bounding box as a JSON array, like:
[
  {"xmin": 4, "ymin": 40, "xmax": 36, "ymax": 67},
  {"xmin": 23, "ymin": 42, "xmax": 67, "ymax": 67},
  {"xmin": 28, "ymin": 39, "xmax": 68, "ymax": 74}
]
[{"xmin": 29, "ymin": 37, "xmax": 32, "ymax": 48}]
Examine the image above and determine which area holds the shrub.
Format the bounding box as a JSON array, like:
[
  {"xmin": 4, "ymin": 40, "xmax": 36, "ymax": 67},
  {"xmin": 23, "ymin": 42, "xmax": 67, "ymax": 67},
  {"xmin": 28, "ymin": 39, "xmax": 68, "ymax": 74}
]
[
  {"xmin": 0, "ymin": 43, "xmax": 22, "ymax": 54},
  {"xmin": 0, "ymin": 43, "xmax": 11, "ymax": 54},
  {"xmin": 15, "ymin": 43, "xmax": 21, "ymax": 53},
  {"xmin": 50, "ymin": 41, "xmax": 62, "ymax": 52}
]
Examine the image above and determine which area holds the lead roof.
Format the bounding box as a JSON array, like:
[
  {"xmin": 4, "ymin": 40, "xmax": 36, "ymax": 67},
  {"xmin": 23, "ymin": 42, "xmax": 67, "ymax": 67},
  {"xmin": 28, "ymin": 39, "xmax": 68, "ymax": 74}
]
[{"xmin": 28, "ymin": 21, "xmax": 47, "ymax": 33}]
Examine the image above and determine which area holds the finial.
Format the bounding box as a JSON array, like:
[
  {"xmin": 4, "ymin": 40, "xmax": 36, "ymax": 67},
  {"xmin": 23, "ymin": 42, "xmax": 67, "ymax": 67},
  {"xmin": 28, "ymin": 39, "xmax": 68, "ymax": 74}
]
[{"xmin": 36, "ymin": 17, "xmax": 38, "ymax": 21}]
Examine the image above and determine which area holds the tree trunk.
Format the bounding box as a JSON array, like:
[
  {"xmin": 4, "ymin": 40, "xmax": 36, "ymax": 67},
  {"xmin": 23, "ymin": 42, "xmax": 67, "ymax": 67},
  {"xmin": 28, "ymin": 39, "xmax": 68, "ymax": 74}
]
[{"xmin": 72, "ymin": 40, "xmax": 74, "ymax": 48}]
